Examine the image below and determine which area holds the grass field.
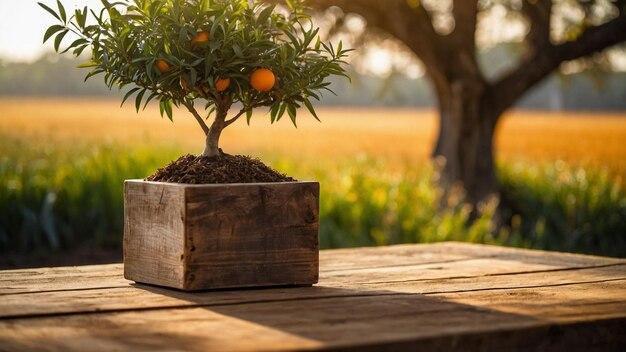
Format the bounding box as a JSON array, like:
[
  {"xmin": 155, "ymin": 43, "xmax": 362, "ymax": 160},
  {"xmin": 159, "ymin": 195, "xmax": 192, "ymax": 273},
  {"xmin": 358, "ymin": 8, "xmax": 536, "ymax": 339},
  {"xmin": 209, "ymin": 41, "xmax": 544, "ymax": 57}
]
[
  {"xmin": 3, "ymin": 97, "xmax": 626, "ymax": 175},
  {"xmin": 1, "ymin": 98, "xmax": 625, "ymax": 257}
]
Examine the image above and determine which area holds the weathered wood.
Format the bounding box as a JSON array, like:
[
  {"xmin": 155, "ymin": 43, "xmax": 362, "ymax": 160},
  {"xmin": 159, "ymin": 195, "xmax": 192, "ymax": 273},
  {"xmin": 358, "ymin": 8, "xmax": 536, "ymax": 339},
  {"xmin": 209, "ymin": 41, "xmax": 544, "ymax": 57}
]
[
  {"xmin": 123, "ymin": 180, "xmax": 319, "ymax": 290},
  {"xmin": 0, "ymin": 264, "xmax": 128, "ymax": 295},
  {"xmin": 0, "ymin": 281, "xmax": 624, "ymax": 352},
  {"xmin": 124, "ymin": 182, "xmax": 186, "ymax": 289},
  {"xmin": 0, "ymin": 264, "xmax": 624, "ymax": 319},
  {"xmin": 1, "ymin": 243, "xmax": 625, "ymax": 351},
  {"xmin": 2, "ymin": 242, "xmax": 622, "ymax": 295}
]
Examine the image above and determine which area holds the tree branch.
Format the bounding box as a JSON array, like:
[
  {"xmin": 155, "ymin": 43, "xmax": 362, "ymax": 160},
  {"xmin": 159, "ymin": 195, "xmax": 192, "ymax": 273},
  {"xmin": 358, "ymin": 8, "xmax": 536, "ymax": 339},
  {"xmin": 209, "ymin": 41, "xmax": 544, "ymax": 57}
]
[
  {"xmin": 554, "ymin": 14, "xmax": 626, "ymax": 62},
  {"xmin": 224, "ymin": 99, "xmax": 274, "ymax": 128},
  {"xmin": 297, "ymin": 0, "xmax": 442, "ymax": 67},
  {"xmin": 182, "ymin": 101, "xmax": 210, "ymax": 136},
  {"xmin": 521, "ymin": 0, "xmax": 552, "ymax": 50},
  {"xmin": 617, "ymin": 0, "xmax": 626, "ymax": 15},
  {"xmin": 452, "ymin": 0, "xmax": 478, "ymax": 52},
  {"xmin": 224, "ymin": 107, "xmax": 248, "ymax": 128},
  {"xmin": 489, "ymin": 13, "xmax": 626, "ymax": 116}
]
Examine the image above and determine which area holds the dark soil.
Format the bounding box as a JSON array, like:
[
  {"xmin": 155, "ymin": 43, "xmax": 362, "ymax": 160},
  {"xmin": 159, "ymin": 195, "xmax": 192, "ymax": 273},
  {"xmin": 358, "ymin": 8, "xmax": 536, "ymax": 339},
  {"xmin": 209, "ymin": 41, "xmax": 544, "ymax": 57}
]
[{"xmin": 146, "ymin": 153, "xmax": 296, "ymax": 184}]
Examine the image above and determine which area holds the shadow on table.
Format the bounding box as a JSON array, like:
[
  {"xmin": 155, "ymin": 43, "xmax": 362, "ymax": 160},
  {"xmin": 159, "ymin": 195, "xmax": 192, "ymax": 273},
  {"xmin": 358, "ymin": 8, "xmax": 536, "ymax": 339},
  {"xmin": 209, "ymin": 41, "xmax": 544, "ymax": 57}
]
[{"xmin": 118, "ymin": 283, "xmax": 621, "ymax": 352}]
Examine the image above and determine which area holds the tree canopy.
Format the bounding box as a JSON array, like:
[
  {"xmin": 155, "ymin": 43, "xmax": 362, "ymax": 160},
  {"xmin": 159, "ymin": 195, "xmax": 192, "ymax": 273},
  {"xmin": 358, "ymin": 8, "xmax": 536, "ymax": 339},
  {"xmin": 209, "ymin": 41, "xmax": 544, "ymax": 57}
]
[
  {"xmin": 41, "ymin": 0, "xmax": 350, "ymax": 156},
  {"xmin": 302, "ymin": 0, "xmax": 626, "ymax": 210}
]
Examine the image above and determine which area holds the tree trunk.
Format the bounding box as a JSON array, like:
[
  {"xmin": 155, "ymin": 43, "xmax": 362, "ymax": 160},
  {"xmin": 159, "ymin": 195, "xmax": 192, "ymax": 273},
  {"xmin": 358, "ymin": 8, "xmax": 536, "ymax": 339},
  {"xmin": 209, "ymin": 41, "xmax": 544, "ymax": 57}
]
[
  {"xmin": 432, "ymin": 79, "xmax": 500, "ymax": 213},
  {"xmin": 203, "ymin": 103, "xmax": 229, "ymax": 158}
]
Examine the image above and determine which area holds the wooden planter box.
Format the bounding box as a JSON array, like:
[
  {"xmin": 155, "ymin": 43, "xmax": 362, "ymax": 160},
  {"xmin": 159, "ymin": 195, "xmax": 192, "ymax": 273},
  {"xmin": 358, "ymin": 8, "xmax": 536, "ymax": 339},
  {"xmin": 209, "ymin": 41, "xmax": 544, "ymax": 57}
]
[{"xmin": 123, "ymin": 180, "xmax": 319, "ymax": 291}]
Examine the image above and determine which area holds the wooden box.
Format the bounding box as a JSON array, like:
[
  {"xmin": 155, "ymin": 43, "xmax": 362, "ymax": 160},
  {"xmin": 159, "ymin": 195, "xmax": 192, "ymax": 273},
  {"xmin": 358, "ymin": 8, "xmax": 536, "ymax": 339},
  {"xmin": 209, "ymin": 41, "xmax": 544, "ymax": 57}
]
[{"xmin": 123, "ymin": 180, "xmax": 319, "ymax": 291}]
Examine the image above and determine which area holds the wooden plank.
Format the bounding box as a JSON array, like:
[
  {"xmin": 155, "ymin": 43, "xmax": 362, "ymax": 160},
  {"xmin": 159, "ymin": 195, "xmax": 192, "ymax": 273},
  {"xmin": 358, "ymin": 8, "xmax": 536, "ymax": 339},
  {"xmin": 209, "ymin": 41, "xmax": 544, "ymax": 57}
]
[
  {"xmin": 1, "ymin": 261, "xmax": 623, "ymax": 319},
  {"xmin": 0, "ymin": 243, "xmax": 626, "ymax": 295},
  {"xmin": 124, "ymin": 181, "xmax": 187, "ymax": 289},
  {"xmin": 0, "ymin": 244, "xmax": 477, "ymax": 295},
  {"xmin": 0, "ymin": 264, "xmax": 129, "ymax": 295},
  {"xmin": 1, "ymin": 243, "xmax": 625, "ymax": 351},
  {"xmin": 318, "ymin": 243, "xmax": 480, "ymax": 271},
  {"xmin": 320, "ymin": 257, "xmax": 590, "ymax": 285},
  {"xmin": 4, "ymin": 243, "xmax": 623, "ymax": 295},
  {"xmin": 418, "ymin": 242, "xmax": 626, "ymax": 266},
  {"xmin": 320, "ymin": 241, "xmax": 625, "ymax": 272},
  {"xmin": 435, "ymin": 280, "xmax": 626, "ymax": 323},
  {"xmin": 361, "ymin": 264, "xmax": 626, "ymax": 294},
  {"xmin": 0, "ymin": 280, "xmax": 624, "ymax": 352}
]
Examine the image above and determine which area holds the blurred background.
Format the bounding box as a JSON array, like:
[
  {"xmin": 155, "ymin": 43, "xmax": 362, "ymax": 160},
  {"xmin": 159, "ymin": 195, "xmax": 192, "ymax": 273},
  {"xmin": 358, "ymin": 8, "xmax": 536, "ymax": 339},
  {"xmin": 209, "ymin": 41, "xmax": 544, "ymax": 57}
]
[{"xmin": 1, "ymin": 0, "xmax": 625, "ymax": 268}]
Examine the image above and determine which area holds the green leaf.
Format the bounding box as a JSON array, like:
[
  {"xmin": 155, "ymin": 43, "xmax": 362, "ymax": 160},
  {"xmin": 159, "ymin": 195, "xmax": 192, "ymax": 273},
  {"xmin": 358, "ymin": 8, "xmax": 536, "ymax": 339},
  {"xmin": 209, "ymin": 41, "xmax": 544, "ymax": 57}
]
[
  {"xmin": 277, "ymin": 102, "xmax": 287, "ymax": 122},
  {"xmin": 135, "ymin": 88, "xmax": 146, "ymax": 112},
  {"xmin": 306, "ymin": 90, "xmax": 320, "ymax": 101},
  {"xmin": 287, "ymin": 103, "xmax": 297, "ymax": 127},
  {"xmin": 83, "ymin": 69, "xmax": 103, "ymax": 82},
  {"xmin": 146, "ymin": 59, "xmax": 155, "ymax": 83},
  {"xmin": 61, "ymin": 38, "xmax": 89, "ymax": 54},
  {"xmin": 53, "ymin": 30, "xmax": 69, "ymax": 52},
  {"xmin": 232, "ymin": 44, "xmax": 244, "ymax": 58},
  {"xmin": 43, "ymin": 25, "xmax": 65, "ymax": 44},
  {"xmin": 283, "ymin": 30, "xmax": 301, "ymax": 52},
  {"xmin": 303, "ymin": 99, "xmax": 320, "ymax": 122},
  {"xmin": 190, "ymin": 67, "xmax": 197, "ymax": 87},
  {"xmin": 246, "ymin": 109, "xmax": 253, "ymax": 125},
  {"xmin": 73, "ymin": 44, "xmax": 89, "ymax": 56},
  {"xmin": 120, "ymin": 87, "xmax": 141, "ymax": 107},
  {"xmin": 270, "ymin": 102, "xmax": 279, "ymax": 123},
  {"xmin": 164, "ymin": 98, "xmax": 173, "ymax": 121},
  {"xmin": 56, "ymin": 0, "xmax": 67, "ymax": 23},
  {"xmin": 159, "ymin": 98, "xmax": 165, "ymax": 117},
  {"xmin": 90, "ymin": 9, "xmax": 105, "ymax": 26},
  {"xmin": 76, "ymin": 6, "xmax": 88, "ymax": 28},
  {"xmin": 38, "ymin": 2, "xmax": 61, "ymax": 21},
  {"xmin": 77, "ymin": 61, "xmax": 98, "ymax": 68},
  {"xmin": 143, "ymin": 92, "xmax": 159, "ymax": 110},
  {"xmin": 256, "ymin": 5, "xmax": 275, "ymax": 25}
]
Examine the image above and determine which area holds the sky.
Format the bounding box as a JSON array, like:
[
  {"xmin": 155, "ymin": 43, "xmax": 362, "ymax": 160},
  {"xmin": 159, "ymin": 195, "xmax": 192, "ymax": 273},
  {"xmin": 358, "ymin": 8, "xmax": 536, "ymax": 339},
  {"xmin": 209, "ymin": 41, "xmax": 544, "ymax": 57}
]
[
  {"xmin": 0, "ymin": 1, "xmax": 400, "ymax": 76},
  {"xmin": 6, "ymin": 1, "xmax": 622, "ymax": 75},
  {"xmin": 0, "ymin": 0, "xmax": 104, "ymax": 62}
]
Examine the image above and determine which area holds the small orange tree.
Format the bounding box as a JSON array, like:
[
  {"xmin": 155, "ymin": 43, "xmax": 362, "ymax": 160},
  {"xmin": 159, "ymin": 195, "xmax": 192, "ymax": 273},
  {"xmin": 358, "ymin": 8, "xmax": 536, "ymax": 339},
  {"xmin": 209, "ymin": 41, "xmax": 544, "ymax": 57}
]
[{"xmin": 40, "ymin": 0, "xmax": 350, "ymax": 157}]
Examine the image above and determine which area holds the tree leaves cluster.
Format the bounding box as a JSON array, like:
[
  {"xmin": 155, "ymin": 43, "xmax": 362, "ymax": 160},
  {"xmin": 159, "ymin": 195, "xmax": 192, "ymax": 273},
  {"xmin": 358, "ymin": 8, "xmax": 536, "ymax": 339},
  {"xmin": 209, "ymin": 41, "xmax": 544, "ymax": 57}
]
[{"xmin": 40, "ymin": 0, "xmax": 350, "ymax": 132}]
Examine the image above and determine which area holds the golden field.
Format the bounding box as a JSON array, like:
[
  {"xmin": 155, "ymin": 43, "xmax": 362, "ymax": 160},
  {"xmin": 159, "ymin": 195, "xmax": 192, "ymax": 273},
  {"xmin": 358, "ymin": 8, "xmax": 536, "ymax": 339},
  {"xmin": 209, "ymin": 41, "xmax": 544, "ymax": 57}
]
[
  {"xmin": 2, "ymin": 97, "xmax": 625, "ymax": 257},
  {"xmin": 1, "ymin": 97, "xmax": 625, "ymax": 175}
]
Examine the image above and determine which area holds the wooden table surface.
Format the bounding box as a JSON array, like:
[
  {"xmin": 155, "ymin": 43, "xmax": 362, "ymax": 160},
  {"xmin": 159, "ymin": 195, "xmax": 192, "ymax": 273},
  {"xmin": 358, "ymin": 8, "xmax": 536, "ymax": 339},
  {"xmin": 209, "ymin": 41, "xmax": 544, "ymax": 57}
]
[{"xmin": 1, "ymin": 242, "xmax": 625, "ymax": 351}]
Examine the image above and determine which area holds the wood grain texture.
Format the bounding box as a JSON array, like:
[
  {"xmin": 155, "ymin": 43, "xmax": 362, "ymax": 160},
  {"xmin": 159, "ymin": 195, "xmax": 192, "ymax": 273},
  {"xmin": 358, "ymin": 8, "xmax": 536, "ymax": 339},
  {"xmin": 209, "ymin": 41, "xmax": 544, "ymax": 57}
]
[
  {"xmin": 1, "ymin": 243, "xmax": 625, "ymax": 351},
  {"xmin": 0, "ymin": 264, "xmax": 624, "ymax": 319},
  {"xmin": 0, "ymin": 281, "xmax": 624, "ymax": 352},
  {"xmin": 123, "ymin": 180, "xmax": 319, "ymax": 291},
  {"xmin": 124, "ymin": 181, "xmax": 186, "ymax": 289},
  {"xmin": 2, "ymin": 242, "xmax": 622, "ymax": 295}
]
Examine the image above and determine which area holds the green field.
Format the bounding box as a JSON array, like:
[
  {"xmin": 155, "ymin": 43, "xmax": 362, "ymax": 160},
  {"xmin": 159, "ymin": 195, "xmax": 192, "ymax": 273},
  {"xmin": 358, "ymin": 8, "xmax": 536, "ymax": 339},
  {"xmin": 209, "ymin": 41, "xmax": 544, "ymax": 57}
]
[{"xmin": 1, "ymin": 99, "xmax": 625, "ymax": 257}]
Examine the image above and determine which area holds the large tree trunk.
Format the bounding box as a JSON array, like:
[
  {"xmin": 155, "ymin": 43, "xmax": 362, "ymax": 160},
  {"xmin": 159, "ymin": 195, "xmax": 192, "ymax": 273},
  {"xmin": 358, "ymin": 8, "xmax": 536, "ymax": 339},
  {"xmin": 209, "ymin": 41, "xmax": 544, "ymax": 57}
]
[{"xmin": 432, "ymin": 78, "xmax": 500, "ymax": 212}]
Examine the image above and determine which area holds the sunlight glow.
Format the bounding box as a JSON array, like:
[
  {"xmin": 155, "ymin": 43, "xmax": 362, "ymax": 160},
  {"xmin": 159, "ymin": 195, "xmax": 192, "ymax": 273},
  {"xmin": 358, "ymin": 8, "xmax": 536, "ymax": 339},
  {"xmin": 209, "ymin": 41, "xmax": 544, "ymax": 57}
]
[
  {"xmin": 365, "ymin": 49, "xmax": 393, "ymax": 77},
  {"xmin": 0, "ymin": 0, "xmax": 104, "ymax": 63}
]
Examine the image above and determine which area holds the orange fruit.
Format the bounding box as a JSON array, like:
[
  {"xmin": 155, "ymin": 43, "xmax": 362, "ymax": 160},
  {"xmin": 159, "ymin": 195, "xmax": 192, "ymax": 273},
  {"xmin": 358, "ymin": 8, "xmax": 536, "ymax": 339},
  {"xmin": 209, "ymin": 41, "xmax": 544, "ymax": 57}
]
[
  {"xmin": 250, "ymin": 68, "xmax": 275, "ymax": 92},
  {"xmin": 191, "ymin": 31, "xmax": 210, "ymax": 46},
  {"xmin": 215, "ymin": 77, "xmax": 231, "ymax": 92},
  {"xmin": 155, "ymin": 60, "xmax": 171, "ymax": 73},
  {"xmin": 180, "ymin": 76, "xmax": 190, "ymax": 91}
]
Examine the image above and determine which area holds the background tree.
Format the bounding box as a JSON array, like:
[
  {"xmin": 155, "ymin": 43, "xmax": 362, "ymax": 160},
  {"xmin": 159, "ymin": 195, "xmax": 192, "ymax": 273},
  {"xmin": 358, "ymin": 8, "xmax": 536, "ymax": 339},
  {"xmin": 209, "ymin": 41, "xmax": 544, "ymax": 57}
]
[{"xmin": 303, "ymin": 0, "xmax": 626, "ymax": 211}]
